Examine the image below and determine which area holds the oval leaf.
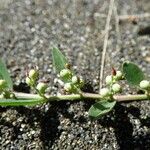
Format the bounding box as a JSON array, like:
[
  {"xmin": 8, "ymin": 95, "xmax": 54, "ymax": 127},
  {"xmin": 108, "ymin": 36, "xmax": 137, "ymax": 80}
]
[
  {"xmin": 0, "ymin": 98, "xmax": 44, "ymax": 106},
  {"xmin": 122, "ymin": 61, "xmax": 145, "ymax": 86},
  {"xmin": 52, "ymin": 47, "xmax": 68, "ymax": 73},
  {"xmin": 88, "ymin": 100, "xmax": 116, "ymax": 119},
  {"xmin": 0, "ymin": 59, "xmax": 13, "ymax": 89}
]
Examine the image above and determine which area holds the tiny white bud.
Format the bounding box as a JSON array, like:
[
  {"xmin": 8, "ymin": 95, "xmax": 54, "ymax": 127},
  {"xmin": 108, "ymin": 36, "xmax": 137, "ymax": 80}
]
[
  {"xmin": 10, "ymin": 93, "xmax": 15, "ymax": 99},
  {"xmin": 0, "ymin": 80, "xmax": 7, "ymax": 89},
  {"xmin": 72, "ymin": 76, "xmax": 79, "ymax": 84},
  {"xmin": 116, "ymin": 71, "xmax": 123, "ymax": 80},
  {"xmin": 139, "ymin": 80, "xmax": 150, "ymax": 89},
  {"xmin": 105, "ymin": 75, "xmax": 113, "ymax": 85},
  {"xmin": 60, "ymin": 69, "xmax": 72, "ymax": 79},
  {"xmin": 0, "ymin": 94, "xmax": 4, "ymax": 98},
  {"xmin": 100, "ymin": 88, "xmax": 110, "ymax": 97},
  {"xmin": 36, "ymin": 82, "xmax": 47, "ymax": 94},
  {"xmin": 28, "ymin": 69, "xmax": 38, "ymax": 80},
  {"xmin": 64, "ymin": 83, "xmax": 73, "ymax": 92},
  {"xmin": 79, "ymin": 78, "xmax": 84, "ymax": 88},
  {"xmin": 112, "ymin": 83, "xmax": 121, "ymax": 93}
]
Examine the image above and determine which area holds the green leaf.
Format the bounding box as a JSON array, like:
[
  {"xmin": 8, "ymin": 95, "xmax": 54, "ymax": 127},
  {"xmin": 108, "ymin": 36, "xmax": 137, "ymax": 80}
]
[
  {"xmin": 0, "ymin": 59, "xmax": 13, "ymax": 89},
  {"xmin": 122, "ymin": 61, "xmax": 145, "ymax": 86},
  {"xmin": 52, "ymin": 47, "xmax": 68, "ymax": 73},
  {"xmin": 0, "ymin": 98, "xmax": 44, "ymax": 106},
  {"xmin": 88, "ymin": 100, "xmax": 116, "ymax": 119}
]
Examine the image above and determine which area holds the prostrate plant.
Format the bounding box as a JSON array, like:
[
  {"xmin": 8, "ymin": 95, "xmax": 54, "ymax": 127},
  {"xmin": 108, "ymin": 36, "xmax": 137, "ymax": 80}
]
[{"xmin": 0, "ymin": 48, "xmax": 149, "ymax": 119}]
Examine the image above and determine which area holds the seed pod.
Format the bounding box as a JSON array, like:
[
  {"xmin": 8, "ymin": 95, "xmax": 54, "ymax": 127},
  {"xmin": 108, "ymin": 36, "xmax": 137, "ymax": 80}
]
[
  {"xmin": 115, "ymin": 71, "xmax": 123, "ymax": 80},
  {"xmin": 139, "ymin": 80, "xmax": 150, "ymax": 89},
  {"xmin": 0, "ymin": 79, "xmax": 7, "ymax": 89},
  {"xmin": 36, "ymin": 82, "xmax": 48, "ymax": 94},
  {"xmin": 64, "ymin": 83, "xmax": 73, "ymax": 92},
  {"xmin": 100, "ymin": 88, "xmax": 110, "ymax": 97},
  {"xmin": 25, "ymin": 77, "xmax": 34, "ymax": 86},
  {"xmin": 72, "ymin": 76, "xmax": 80, "ymax": 84},
  {"xmin": 112, "ymin": 83, "xmax": 121, "ymax": 93},
  {"xmin": 60, "ymin": 69, "xmax": 72, "ymax": 81},
  {"xmin": 28, "ymin": 69, "xmax": 38, "ymax": 80},
  {"xmin": 105, "ymin": 75, "xmax": 113, "ymax": 85}
]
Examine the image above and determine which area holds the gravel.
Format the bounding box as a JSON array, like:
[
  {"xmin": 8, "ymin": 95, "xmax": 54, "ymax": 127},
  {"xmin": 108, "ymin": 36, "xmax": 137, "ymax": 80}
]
[{"xmin": 0, "ymin": 0, "xmax": 150, "ymax": 149}]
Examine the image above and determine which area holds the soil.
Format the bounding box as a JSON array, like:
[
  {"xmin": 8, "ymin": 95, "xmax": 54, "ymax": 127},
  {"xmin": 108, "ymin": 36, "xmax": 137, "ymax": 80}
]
[{"xmin": 0, "ymin": 0, "xmax": 150, "ymax": 149}]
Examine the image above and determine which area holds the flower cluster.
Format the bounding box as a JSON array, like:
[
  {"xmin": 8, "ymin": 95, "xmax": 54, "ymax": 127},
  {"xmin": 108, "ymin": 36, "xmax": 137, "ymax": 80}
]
[
  {"xmin": 59, "ymin": 68, "xmax": 84, "ymax": 93},
  {"xmin": 26, "ymin": 69, "xmax": 47, "ymax": 95},
  {"xmin": 100, "ymin": 70, "xmax": 123, "ymax": 98},
  {"xmin": 0, "ymin": 80, "xmax": 16, "ymax": 99}
]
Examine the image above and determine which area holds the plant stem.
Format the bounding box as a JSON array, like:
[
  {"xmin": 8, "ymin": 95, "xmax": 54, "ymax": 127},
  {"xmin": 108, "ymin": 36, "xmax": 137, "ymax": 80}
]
[{"xmin": 11, "ymin": 92, "xmax": 149, "ymax": 102}]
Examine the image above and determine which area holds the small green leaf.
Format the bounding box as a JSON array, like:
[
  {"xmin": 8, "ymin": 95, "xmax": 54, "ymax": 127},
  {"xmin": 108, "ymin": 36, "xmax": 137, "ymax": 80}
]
[
  {"xmin": 0, "ymin": 59, "xmax": 13, "ymax": 89},
  {"xmin": 88, "ymin": 100, "xmax": 116, "ymax": 119},
  {"xmin": 52, "ymin": 47, "xmax": 68, "ymax": 73},
  {"xmin": 0, "ymin": 98, "xmax": 44, "ymax": 106},
  {"xmin": 122, "ymin": 61, "xmax": 145, "ymax": 86}
]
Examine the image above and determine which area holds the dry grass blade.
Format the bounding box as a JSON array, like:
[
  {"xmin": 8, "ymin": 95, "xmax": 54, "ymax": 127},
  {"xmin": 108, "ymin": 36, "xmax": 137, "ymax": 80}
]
[{"xmin": 99, "ymin": 0, "xmax": 114, "ymax": 92}]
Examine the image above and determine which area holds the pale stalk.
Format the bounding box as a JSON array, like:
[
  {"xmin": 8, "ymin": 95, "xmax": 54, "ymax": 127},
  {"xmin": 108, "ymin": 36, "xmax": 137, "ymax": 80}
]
[{"xmin": 7, "ymin": 92, "xmax": 149, "ymax": 102}]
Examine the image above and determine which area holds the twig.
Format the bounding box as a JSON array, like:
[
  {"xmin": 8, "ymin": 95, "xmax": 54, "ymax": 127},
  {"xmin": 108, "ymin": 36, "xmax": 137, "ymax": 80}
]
[
  {"xmin": 119, "ymin": 13, "xmax": 150, "ymax": 21},
  {"xmin": 99, "ymin": 0, "xmax": 114, "ymax": 92},
  {"xmin": 95, "ymin": 13, "xmax": 150, "ymax": 21}
]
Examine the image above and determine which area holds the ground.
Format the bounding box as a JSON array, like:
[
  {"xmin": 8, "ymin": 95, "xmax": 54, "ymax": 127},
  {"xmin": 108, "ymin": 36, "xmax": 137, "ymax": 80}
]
[{"xmin": 0, "ymin": 0, "xmax": 150, "ymax": 149}]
